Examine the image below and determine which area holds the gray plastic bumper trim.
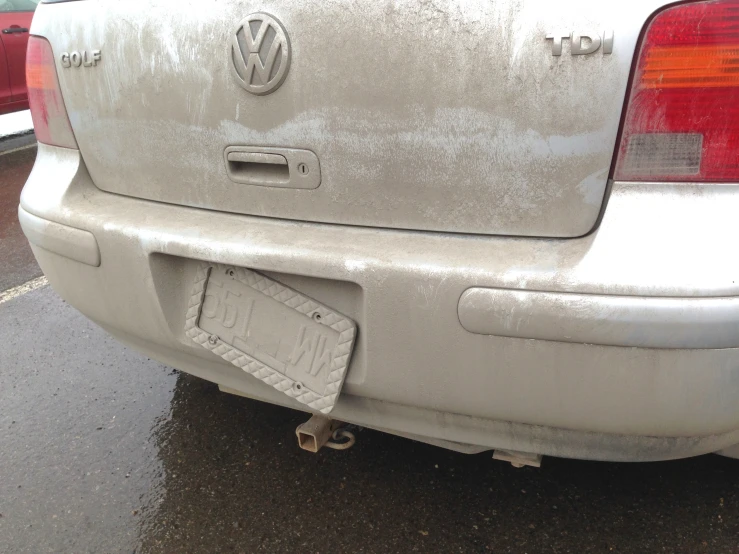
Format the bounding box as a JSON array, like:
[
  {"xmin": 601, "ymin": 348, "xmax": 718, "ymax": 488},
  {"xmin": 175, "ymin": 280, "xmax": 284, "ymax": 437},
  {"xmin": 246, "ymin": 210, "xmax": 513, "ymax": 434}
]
[
  {"xmin": 18, "ymin": 206, "xmax": 101, "ymax": 267},
  {"xmin": 459, "ymin": 287, "xmax": 739, "ymax": 349}
]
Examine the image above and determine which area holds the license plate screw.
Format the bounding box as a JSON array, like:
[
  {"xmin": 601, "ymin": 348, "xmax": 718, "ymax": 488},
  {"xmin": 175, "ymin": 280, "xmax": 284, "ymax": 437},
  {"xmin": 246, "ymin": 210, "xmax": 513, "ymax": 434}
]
[
  {"xmin": 226, "ymin": 268, "xmax": 235, "ymax": 277},
  {"xmin": 312, "ymin": 312, "xmax": 322, "ymax": 322},
  {"xmin": 208, "ymin": 334, "xmax": 219, "ymax": 345}
]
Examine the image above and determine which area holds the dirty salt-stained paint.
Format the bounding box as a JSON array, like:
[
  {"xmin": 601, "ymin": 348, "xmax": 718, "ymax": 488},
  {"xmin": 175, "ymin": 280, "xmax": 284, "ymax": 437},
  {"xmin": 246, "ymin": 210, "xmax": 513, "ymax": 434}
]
[
  {"xmin": 33, "ymin": 0, "xmax": 670, "ymax": 237},
  {"xmin": 25, "ymin": 0, "xmax": 739, "ymax": 464}
]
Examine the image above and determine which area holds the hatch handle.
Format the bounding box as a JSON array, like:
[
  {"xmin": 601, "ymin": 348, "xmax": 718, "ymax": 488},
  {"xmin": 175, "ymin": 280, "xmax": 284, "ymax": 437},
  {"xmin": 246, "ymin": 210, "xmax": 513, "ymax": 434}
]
[
  {"xmin": 224, "ymin": 146, "xmax": 321, "ymax": 189},
  {"xmin": 226, "ymin": 152, "xmax": 287, "ymax": 166}
]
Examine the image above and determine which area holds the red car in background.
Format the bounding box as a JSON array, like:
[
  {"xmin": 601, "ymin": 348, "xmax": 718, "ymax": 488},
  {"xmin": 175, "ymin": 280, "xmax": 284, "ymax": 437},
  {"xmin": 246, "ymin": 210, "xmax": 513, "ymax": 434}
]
[{"xmin": 0, "ymin": 0, "xmax": 38, "ymax": 115}]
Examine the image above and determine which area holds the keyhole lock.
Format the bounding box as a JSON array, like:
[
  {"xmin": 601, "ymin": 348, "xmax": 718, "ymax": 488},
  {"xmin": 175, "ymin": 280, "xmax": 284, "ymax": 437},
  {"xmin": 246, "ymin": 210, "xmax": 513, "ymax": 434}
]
[{"xmin": 297, "ymin": 163, "xmax": 309, "ymax": 176}]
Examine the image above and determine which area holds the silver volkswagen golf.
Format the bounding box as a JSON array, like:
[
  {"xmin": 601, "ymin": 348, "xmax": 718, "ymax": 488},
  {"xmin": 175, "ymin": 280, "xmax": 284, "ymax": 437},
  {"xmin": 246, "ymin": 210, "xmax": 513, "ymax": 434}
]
[{"xmin": 19, "ymin": 0, "xmax": 739, "ymax": 462}]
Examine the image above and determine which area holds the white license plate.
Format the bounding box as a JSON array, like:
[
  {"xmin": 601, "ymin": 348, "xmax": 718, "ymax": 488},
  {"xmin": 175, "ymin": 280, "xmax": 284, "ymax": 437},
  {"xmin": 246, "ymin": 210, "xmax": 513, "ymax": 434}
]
[{"xmin": 185, "ymin": 263, "xmax": 357, "ymax": 413}]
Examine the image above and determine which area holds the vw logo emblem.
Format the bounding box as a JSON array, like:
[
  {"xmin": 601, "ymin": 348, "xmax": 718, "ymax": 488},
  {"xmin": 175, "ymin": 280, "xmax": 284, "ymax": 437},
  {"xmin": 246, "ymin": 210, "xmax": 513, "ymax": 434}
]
[{"xmin": 231, "ymin": 13, "xmax": 291, "ymax": 95}]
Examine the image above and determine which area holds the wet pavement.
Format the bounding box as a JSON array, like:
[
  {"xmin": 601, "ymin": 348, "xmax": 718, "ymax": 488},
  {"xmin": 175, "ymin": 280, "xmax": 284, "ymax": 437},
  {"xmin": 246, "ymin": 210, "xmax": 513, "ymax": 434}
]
[
  {"xmin": 2, "ymin": 145, "xmax": 739, "ymax": 553},
  {"xmin": 0, "ymin": 146, "xmax": 42, "ymax": 291}
]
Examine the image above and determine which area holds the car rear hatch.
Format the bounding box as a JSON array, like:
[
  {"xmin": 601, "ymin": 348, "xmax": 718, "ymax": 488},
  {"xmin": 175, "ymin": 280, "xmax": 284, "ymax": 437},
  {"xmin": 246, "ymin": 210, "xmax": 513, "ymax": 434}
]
[{"xmin": 39, "ymin": 0, "xmax": 667, "ymax": 237}]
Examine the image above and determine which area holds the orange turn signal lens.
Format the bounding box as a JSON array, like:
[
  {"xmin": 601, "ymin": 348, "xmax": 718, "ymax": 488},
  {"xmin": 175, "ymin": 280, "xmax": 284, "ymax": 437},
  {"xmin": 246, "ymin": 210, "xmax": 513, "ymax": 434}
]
[{"xmin": 640, "ymin": 45, "xmax": 739, "ymax": 89}]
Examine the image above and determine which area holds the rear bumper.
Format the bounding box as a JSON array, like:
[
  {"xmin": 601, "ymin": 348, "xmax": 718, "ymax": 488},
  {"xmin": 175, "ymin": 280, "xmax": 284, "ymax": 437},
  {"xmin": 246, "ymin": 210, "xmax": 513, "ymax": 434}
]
[
  {"xmin": 459, "ymin": 288, "xmax": 739, "ymax": 349},
  {"xmin": 19, "ymin": 144, "xmax": 739, "ymax": 461}
]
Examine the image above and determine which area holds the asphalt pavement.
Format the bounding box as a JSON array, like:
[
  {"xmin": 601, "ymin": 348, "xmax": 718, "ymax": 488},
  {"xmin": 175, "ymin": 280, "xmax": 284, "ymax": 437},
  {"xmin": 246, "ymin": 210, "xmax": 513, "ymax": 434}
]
[
  {"xmin": 1, "ymin": 145, "xmax": 739, "ymax": 553},
  {"xmin": 0, "ymin": 145, "xmax": 42, "ymax": 291}
]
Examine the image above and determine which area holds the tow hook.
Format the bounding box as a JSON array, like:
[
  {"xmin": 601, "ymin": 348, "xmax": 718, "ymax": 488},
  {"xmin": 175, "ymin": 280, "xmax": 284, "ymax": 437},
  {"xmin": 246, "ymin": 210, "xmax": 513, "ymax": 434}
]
[
  {"xmin": 296, "ymin": 414, "xmax": 356, "ymax": 453},
  {"xmin": 493, "ymin": 449, "xmax": 542, "ymax": 468}
]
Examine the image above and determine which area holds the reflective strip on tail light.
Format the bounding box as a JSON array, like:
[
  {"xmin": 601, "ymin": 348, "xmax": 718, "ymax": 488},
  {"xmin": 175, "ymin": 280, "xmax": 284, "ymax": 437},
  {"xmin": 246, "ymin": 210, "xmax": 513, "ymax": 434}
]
[
  {"xmin": 614, "ymin": 0, "xmax": 739, "ymax": 182},
  {"xmin": 26, "ymin": 36, "xmax": 77, "ymax": 149}
]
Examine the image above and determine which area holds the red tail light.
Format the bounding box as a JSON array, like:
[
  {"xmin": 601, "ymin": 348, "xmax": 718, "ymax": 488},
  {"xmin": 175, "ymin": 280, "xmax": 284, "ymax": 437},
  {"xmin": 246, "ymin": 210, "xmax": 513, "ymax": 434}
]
[
  {"xmin": 26, "ymin": 36, "xmax": 77, "ymax": 149},
  {"xmin": 614, "ymin": 0, "xmax": 739, "ymax": 182}
]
